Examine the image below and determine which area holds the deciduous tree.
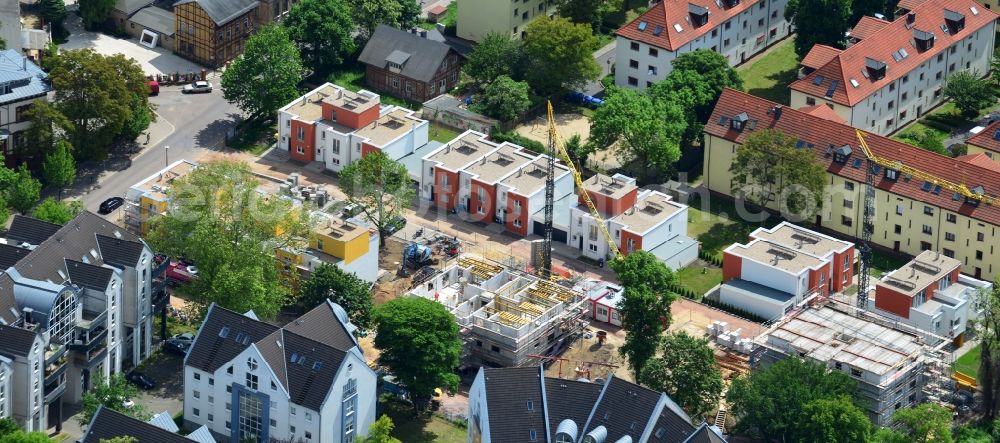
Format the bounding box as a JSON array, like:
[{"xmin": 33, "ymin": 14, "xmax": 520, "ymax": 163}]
[
  {"xmin": 22, "ymin": 101, "xmax": 72, "ymax": 164},
  {"xmin": 79, "ymin": 0, "xmax": 115, "ymax": 30},
  {"xmin": 944, "ymin": 71, "xmax": 996, "ymax": 118},
  {"xmin": 40, "ymin": 0, "xmax": 68, "ymax": 34},
  {"xmin": 887, "ymin": 403, "xmax": 954, "ymax": 443},
  {"xmin": 42, "ymin": 140, "xmax": 75, "ymax": 198},
  {"xmin": 473, "ymin": 75, "xmax": 532, "ymax": 121},
  {"xmin": 357, "ymin": 415, "xmax": 401, "ymax": 443},
  {"xmin": 796, "ymin": 396, "xmax": 871, "ymax": 443},
  {"xmin": 521, "ymin": 17, "xmax": 601, "ymax": 95},
  {"xmin": 337, "ymin": 152, "xmax": 414, "ymax": 248},
  {"xmin": 590, "ymin": 87, "xmax": 685, "ymax": 179},
  {"xmin": 465, "ymin": 32, "xmax": 524, "ymax": 83},
  {"xmin": 79, "ymin": 374, "xmax": 147, "ymax": 426},
  {"xmin": 350, "ymin": 0, "xmax": 402, "ymax": 41},
  {"xmin": 8, "ymin": 165, "xmax": 40, "ymax": 215},
  {"xmin": 730, "ymin": 128, "xmax": 826, "ymax": 219},
  {"xmin": 147, "ymin": 161, "xmax": 312, "ymax": 319},
  {"xmin": 373, "ymin": 297, "xmax": 460, "ymax": 410},
  {"xmin": 556, "ymin": 0, "xmax": 622, "ymax": 31},
  {"xmin": 652, "ymin": 49, "xmax": 742, "ymax": 145},
  {"xmin": 639, "ymin": 331, "xmax": 723, "ymax": 420},
  {"xmin": 0, "ymin": 432, "xmax": 54, "ymax": 443},
  {"xmin": 221, "ymin": 25, "xmax": 304, "ymax": 121},
  {"xmin": 898, "ymin": 129, "xmax": 949, "ymax": 156},
  {"xmin": 975, "ymin": 282, "xmax": 1000, "ymax": 419},
  {"xmin": 31, "ymin": 197, "xmax": 81, "ymax": 224},
  {"xmin": 610, "ymin": 251, "xmax": 678, "ymax": 379},
  {"xmin": 785, "ymin": 0, "xmax": 851, "ymax": 59},
  {"xmin": 299, "ymin": 263, "xmax": 373, "ymax": 330},
  {"xmin": 283, "ymin": 0, "xmax": 356, "ymax": 73}
]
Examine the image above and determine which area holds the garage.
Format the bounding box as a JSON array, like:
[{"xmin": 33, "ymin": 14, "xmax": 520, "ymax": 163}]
[{"xmin": 532, "ymin": 221, "xmax": 568, "ymax": 243}]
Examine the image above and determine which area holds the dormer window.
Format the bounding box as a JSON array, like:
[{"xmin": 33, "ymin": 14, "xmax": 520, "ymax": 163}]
[
  {"xmin": 864, "ymin": 58, "xmax": 887, "ymax": 81},
  {"xmin": 913, "ymin": 29, "xmax": 935, "ymax": 52},
  {"xmin": 731, "ymin": 112, "xmax": 748, "ymax": 131},
  {"xmin": 944, "ymin": 9, "xmax": 965, "ymax": 33},
  {"xmin": 966, "ymin": 185, "xmax": 985, "ymax": 206},
  {"xmin": 885, "ymin": 167, "xmax": 899, "ymax": 181},
  {"xmin": 721, "ymin": 0, "xmax": 740, "ymax": 8},
  {"xmin": 833, "ymin": 144, "xmax": 853, "ymax": 163},
  {"xmin": 688, "ymin": 4, "xmax": 710, "ymax": 27}
]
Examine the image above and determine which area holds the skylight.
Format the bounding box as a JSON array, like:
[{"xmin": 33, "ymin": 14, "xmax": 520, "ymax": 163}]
[
  {"xmin": 674, "ymin": 23, "xmax": 684, "ymax": 32},
  {"xmin": 638, "ymin": 21, "xmax": 648, "ymax": 31},
  {"xmin": 850, "ymin": 78, "xmax": 859, "ymax": 88},
  {"xmin": 972, "ymin": 6, "xmax": 980, "ymax": 15}
]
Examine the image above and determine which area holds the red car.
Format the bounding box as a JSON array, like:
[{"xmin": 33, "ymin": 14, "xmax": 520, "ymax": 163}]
[{"xmin": 166, "ymin": 261, "xmax": 198, "ymax": 284}]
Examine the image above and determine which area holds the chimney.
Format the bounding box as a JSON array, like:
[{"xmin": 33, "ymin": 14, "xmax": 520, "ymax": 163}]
[
  {"xmin": 773, "ymin": 105, "xmax": 783, "ymax": 119},
  {"xmin": 907, "ymin": 13, "xmax": 916, "ymax": 24},
  {"xmin": 22, "ymin": 56, "xmax": 26, "ymax": 71}
]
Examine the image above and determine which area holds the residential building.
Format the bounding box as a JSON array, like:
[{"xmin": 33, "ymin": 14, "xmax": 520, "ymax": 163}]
[
  {"xmin": 0, "ymin": 325, "xmax": 52, "ymax": 432},
  {"xmin": 276, "ymin": 214, "xmax": 380, "ymax": 284},
  {"xmin": 468, "ymin": 366, "xmax": 726, "ymax": 443},
  {"xmin": 456, "ymin": 0, "xmax": 554, "ymax": 42},
  {"xmin": 124, "ymin": 159, "xmax": 199, "ymax": 236},
  {"xmin": 872, "ymin": 250, "xmax": 991, "ymax": 345},
  {"xmin": 614, "ymin": 0, "xmax": 792, "ymax": 90},
  {"xmin": 256, "ymin": 0, "xmax": 297, "ymax": 24},
  {"xmin": 790, "ymin": 0, "xmax": 998, "ymax": 135},
  {"xmin": 0, "ymin": 356, "xmax": 10, "ymax": 423},
  {"xmin": 408, "ymin": 255, "xmax": 589, "ymax": 367},
  {"xmin": 754, "ymin": 300, "xmax": 941, "ymax": 425},
  {"xmin": 0, "ymin": 49, "xmax": 52, "ymax": 167},
  {"xmin": 966, "ymin": 119, "xmax": 1000, "ymax": 159},
  {"xmin": 184, "ymin": 301, "xmax": 376, "ymax": 442},
  {"xmin": 704, "ymin": 88, "xmax": 1000, "ymax": 281},
  {"xmin": 127, "ymin": 7, "xmax": 177, "ymax": 49},
  {"xmin": 83, "ymin": 406, "xmax": 215, "ymax": 443},
  {"xmin": 173, "ymin": 0, "xmax": 259, "ymax": 67},
  {"xmin": 111, "ymin": 0, "xmax": 155, "ymax": 32},
  {"xmin": 357, "ymin": 25, "xmax": 462, "ymax": 103},
  {"xmin": 573, "ymin": 279, "xmax": 626, "ymax": 326},
  {"xmin": 277, "ymin": 83, "xmax": 429, "ymax": 170},
  {"xmin": 719, "ymin": 222, "xmax": 855, "ymax": 320},
  {"xmin": 0, "ymin": 212, "xmax": 161, "ymax": 432}
]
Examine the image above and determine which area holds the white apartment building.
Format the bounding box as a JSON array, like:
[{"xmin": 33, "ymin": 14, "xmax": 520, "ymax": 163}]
[
  {"xmin": 184, "ymin": 301, "xmax": 377, "ymax": 443},
  {"xmin": 614, "ymin": 0, "xmax": 791, "ymax": 90},
  {"xmin": 0, "ymin": 49, "xmax": 52, "ymax": 167},
  {"xmin": 790, "ymin": 0, "xmax": 998, "ymax": 135},
  {"xmin": 0, "ymin": 325, "xmax": 48, "ymax": 432},
  {"xmin": 456, "ymin": 0, "xmax": 555, "ymax": 42}
]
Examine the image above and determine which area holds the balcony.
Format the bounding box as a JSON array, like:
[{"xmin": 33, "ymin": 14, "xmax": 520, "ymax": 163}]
[
  {"xmin": 69, "ymin": 327, "xmax": 108, "ymax": 353},
  {"xmin": 44, "ymin": 380, "xmax": 66, "ymax": 404},
  {"xmin": 44, "ymin": 343, "xmax": 65, "ymax": 366},
  {"xmin": 74, "ymin": 342, "xmax": 108, "ymax": 367},
  {"xmin": 44, "ymin": 355, "xmax": 68, "ymax": 385},
  {"xmin": 77, "ymin": 309, "xmax": 108, "ymax": 333}
]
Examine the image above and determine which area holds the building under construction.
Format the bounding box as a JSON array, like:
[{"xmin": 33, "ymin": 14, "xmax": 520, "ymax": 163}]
[
  {"xmin": 753, "ymin": 298, "xmax": 952, "ymax": 426},
  {"xmin": 408, "ymin": 255, "xmax": 589, "ymax": 368}
]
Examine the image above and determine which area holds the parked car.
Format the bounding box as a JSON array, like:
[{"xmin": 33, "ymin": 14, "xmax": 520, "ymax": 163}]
[
  {"xmin": 385, "ymin": 216, "xmax": 406, "ymax": 235},
  {"xmin": 127, "ymin": 371, "xmax": 156, "ymax": 390},
  {"xmin": 182, "ymin": 81, "xmax": 213, "ymax": 94},
  {"xmin": 166, "ymin": 260, "xmax": 198, "ymax": 284},
  {"xmin": 170, "ymin": 332, "xmax": 195, "ymax": 346},
  {"xmin": 148, "ymin": 80, "xmax": 159, "ymax": 96},
  {"xmin": 163, "ymin": 339, "xmax": 190, "ymax": 356},
  {"xmin": 98, "ymin": 197, "xmax": 125, "ymax": 214}
]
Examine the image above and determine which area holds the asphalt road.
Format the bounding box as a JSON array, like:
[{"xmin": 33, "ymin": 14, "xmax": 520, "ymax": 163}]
[{"xmin": 76, "ymin": 84, "xmax": 241, "ymax": 211}]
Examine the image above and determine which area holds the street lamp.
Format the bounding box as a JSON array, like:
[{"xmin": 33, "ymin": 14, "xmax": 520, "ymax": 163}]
[{"xmin": 165, "ymin": 145, "xmax": 169, "ymax": 167}]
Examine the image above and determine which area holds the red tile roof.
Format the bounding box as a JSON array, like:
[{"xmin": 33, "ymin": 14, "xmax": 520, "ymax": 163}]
[
  {"xmin": 966, "ymin": 120, "xmax": 1000, "ymax": 154},
  {"xmin": 615, "ymin": 0, "xmax": 758, "ymax": 51},
  {"xmin": 898, "ymin": 0, "xmax": 931, "ymax": 11},
  {"xmin": 956, "ymin": 153, "xmax": 1000, "ymax": 172},
  {"xmin": 707, "ymin": 88, "xmax": 1000, "ymax": 225},
  {"xmin": 790, "ymin": 0, "xmax": 998, "ymax": 106},
  {"xmin": 848, "ymin": 16, "xmax": 891, "ymax": 41},
  {"xmin": 800, "ymin": 104, "xmax": 847, "ymax": 123},
  {"xmin": 801, "ymin": 45, "xmax": 843, "ymax": 70},
  {"xmin": 428, "ymin": 4, "xmax": 446, "ymax": 14}
]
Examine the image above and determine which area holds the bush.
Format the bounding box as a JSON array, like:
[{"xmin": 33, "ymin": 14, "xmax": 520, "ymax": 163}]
[
  {"xmin": 490, "ymin": 128, "xmax": 546, "ymax": 153},
  {"xmin": 701, "ymin": 297, "xmax": 768, "ymax": 323}
]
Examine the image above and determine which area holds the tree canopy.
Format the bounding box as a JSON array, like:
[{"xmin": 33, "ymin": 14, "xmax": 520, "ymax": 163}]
[
  {"xmin": 730, "ymin": 128, "xmax": 826, "ymax": 220},
  {"xmin": 796, "ymin": 396, "xmax": 872, "ymax": 443},
  {"xmin": 473, "ymin": 75, "xmax": 532, "ymax": 121},
  {"xmin": 898, "ymin": 129, "xmax": 949, "ymax": 156},
  {"xmin": 639, "ymin": 331, "xmax": 723, "ymax": 421},
  {"xmin": 975, "ymin": 281, "xmax": 1000, "ymax": 420},
  {"xmin": 590, "ymin": 87, "xmax": 685, "ymax": 179},
  {"xmin": 373, "ymin": 297, "xmax": 461, "ymax": 410},
  {"xmin": 42, "ymin": 139, "xmax": 76, "ymax": 197},
  {"xmin": 299, "ymin": 263, "xmax": 374, "ymax": 330},
  {"xmin": 610, "ymin": 251, "xmax": 678, "ymax": 379},
  {"xmin": 283, "ymin": 0, "xmax": 356, "ymax": 73},
  {"xmin": 221, "ymin": 25, "xmax": 304, "ymax": 121},
  {"xmin": 652, "ymin": 49, "xmax": 742, "ymax": 145},
  {"xmin": 358, "ymin": 415, "xmax": 401, "ymax": 443},
  {"xmin": 40, "ymin": 0, "xmax": 68, "ymax": 34},
  {"xmin": 465, "ymin": 32, "xmax": 524, "ymax": 83},
  {"xmin": 556, "ymin": 0, "xmax": 622, "ymax": 31},
  {"xmin": 8, "ymin": 165, "xmax": 40, "ymax": 215},
  {"xmin": 882, "ymin": 403, "xmax": 954, "ymax": 443},
  {"xmin": 337, "ymin": 152, "xmax": 413, "ymax": 248},
  {"xmin": 350, "ymin": 0, "xmax": 411, "ymax": 41},
  {"xmin": 147, "ymin": 161, "xmax": 312, "ymax": 319},
  {"xmin": 23, "ymin": 101, "xmax": 72, "ymax": 165},
  {"xmin": 727, "ymin": 357, "xmax": 857, "ymax": 441},
  {"xmin": 943, "ymin": 71, "xmax": 996, "ymax": 118},
  {"xmin": 785, "ymin": 0, "xmax": 851, "ymax": 59},
  {"xmin": 32, "ymin": 197, "xmax": 82, "ymax": 225},
  {"xmin": 79, "ymin": 0, "xmax": 115, "ymax": 30},
  {"xmin": 79, "ymin": 374, "xmax": 147, "ymax": 426},
  {"xmin": 521, "ymin": 17, "xmax": 601, "ymax": 95}
]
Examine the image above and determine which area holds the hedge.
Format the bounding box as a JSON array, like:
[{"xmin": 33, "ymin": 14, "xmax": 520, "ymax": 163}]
[{"xmin": 701, "ymin": 297, "xmax": 768, "ymax": 323}]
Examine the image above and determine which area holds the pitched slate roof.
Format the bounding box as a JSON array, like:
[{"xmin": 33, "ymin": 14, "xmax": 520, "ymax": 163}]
[
  {"xmin": 966, "ymin": 120, "xmax": 1000, "ymax": 155},
  {"xmin": 65, "ymin": 260, "xmax": 114, "ymax": 291},
  {"xmin": 707, "ymin": 88, "xmax": 1000, "ymax": 226},
  {"xmin": 648, "ymin": 396, "xmax": 700, "ymax": 442},
  {"xmin": 683, "ymin": 423, "xmax": 727, "ymax": 443},
  {"xmin": 790, "ymin": 0, "xmax": 999, "ymax": 106},
  {"xmin": 589, "ymin": 377, "xmax": 687, "ymax": 443},
  {"xmin": 0, "ymin": 275, "xmax": 18, "ymax": 325},
  {"xmin": 185, "ymin": 304, "xmax": 278, "ymax": 373},
  {"xmin": 0, "ymin": 323, "xmax": 37, "ymax": 357},
  {"xmin": 0, "ymin": 244, "xmax": 30, "ymax": 269},
  {"xmin": 82, "ymin": 407, "xmax": 196, "ymax": 443},
  {"xmin": 279, "ymin": 331, "xmax": 348, "ymax": 410},
  {"xmin": 0, "ymin": 49, "xmax": 51, "ymax": 106},
  {"xmin": 614, "ymin": 0, "xmax": 758, "ymax": 51},
  {"xmin": 6, "ymin": 215, "xmax": 61, "ymax": 245},
  {"xmin": 848, "ymin": 16, "xmax": 891, "ymax": 41},
  {"xmin": 114, "ymin": 0, "xmax": 154, "ymax": 16},
  {"xmin": 358, "ymin": 25, "xmax": 455, "ymax": 83},
  {"xmin": 281, "ymin": 300, "xmax": 356, "ymax": 351},
  {"xmin": 544, "ymin": 378, "xmax": 605, "ymax": 440},
  {"xmin": 172, "ymin": 0, "xmax": 259, "ymax": 25},
  {"xmin": 800, "ymin": 44, "xmax": 843, "ymax": 70},
  {"xmin": 483, "ymin": 367, "xmax": 547, "ymax": 442},
  {"xmin": 96, "ymin": 234, "xmax": 146, "ymax": 267}
]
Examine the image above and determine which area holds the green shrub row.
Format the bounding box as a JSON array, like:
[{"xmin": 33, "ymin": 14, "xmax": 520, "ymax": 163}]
[
  {"xmin": 698, "ymin": 249, "xmax": 723, "ymax": 267},
  {"xmin": 701, "ymin": 297, "xmax": 768, "ymax": 323}
]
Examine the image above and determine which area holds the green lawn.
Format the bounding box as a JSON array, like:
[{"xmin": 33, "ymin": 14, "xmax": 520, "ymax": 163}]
[
  {"xmin": 687, "ymin": 197, "xmax": 772, "ymax": 260},
  {"xmin": 429, "ymin": 124, "xmax": 459, "ymax": 144},
  {"xmin": 738, "ymin": 38, "xmax": 799, "ymax": 105},
  {"xmin": 327, "ymin": 65, "xmax": 423, "ymax": 110},
  {"xmin": 899, "ymin": 99, "xmax": 997, "ymax": 141},
  {"xmin": 867, "ymin": 249, "xmax": 913, "ymax": 277},
  {"xmin": 383, "ymin": 400, "xmax": 467, "ymax": 443},
  {"xmin": 677, "ymin": 264, "xmax": 723, "ymax": 298},
  {"xmin": 953, "ymin": 344, "xmax": 982, "ymax": 380}
]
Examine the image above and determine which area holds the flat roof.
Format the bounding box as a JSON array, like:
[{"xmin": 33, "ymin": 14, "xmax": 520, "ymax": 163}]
[
  {"xmin": 583, "ymin": 174, "xmax": 636, "ymax": 199},
  {"xmin": 133, "ymin": 160, "xmax": 197, "ymax": 201},
  {"xmin": 399, "ymin": 141, "xmax": 443, "ymax": 180},
  {"xmin": 613, "ymin": 192, "xmax": 681, "ymax": 234},
  {"xmin": 322, "ymin": 88, "xmax": 379, "ymax": 114},
  {"xmin": 767, "ymin": 303, "xmax": 923, "ymax": 376},
  {"xmin": 723, "ymin": 279, "xmax": 795, "ymax": 303},
  {"xmin": 501, "ymin": 157, "xmax": 567, "ymax": 196},
  {"xmin": 284, "ymin": 84, "xmax": 340, "ymax": 122},
  {"xmin": 878, "ymin": 250, "xmax": 962, "ymax": 296},
  {"xmin": 727, "ymin": 239, "xmax": 825, "ymax": 274},
  {"xmin": 317, "ymin": 217, "xmax": 367, "ymax": 242},
  {"xmin": 751, "ymin": 222, "xmax": 853, "ymax": 258},
  {"xmin": 354, "ymin": 108, "xmax": 421, "ymax": 146},
  {"xmin": 462, "ymin": 144, "xmax": 536, "ymax": 184},
  {"xmin": 426, "ymin": 132, "xmax": 498, "ymax": 171}
]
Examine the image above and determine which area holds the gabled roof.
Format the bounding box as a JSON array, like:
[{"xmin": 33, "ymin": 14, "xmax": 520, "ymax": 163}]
[
  {"xmin": 281, "ymin": 300, "xmax": 357, "ymax": 351},
  {"xmin": 543, "ymin": 378, "xmax": 605, "ymax": 440},
  {"xmin": 799, "ymin": 104, "xmax": 847, "ymax": 123},
  {"xmin": 185, "ymin": 304, "xmax": 278, "ymax": 373},
  {"xmin": 114, "ymin": 0, "xmax": 154, "ymax": 16},
  {"xmin": 0, "ymin": 49, "xmax": 51, "ymax": 106},
  {"xmin": 956, "ymin": 153, "xmax": 1000, "ymax": 172},
  {"xmin": 683, "ymin": 423, "xmax": 727, "ymax": 443},
  {"xmin": 0, "ymin": 244, "xmax": 30, "ymax": 269},
  {"xmin": 966, "ymin": 120, "xmax": 1000, "ymax": 154},
  {"xmin": 791, "ymin": 0, "xmax": 999, "ymax": 106},
  {"xmin": 279, "ymin": 330, "xmax": 348, "ymax": 411},
  {"xmin": 615, "ymin": 0, "xmax": 758, "ymax": 51},
  {"xmin": 358, "ymin": 25, "xmax": 455, "ymax": 83},
  {"xmin": 706, "ymin": 88, "xmax": 1000, "ymax": 226},
  {"xmin": 848, "ymin": 16, "xmax": 891, "ymax": 41},
  {"xmin": 96, "ymin": 234, "xmax": 146, "ymax": 267},
  {"xmin": 483, "ymin": 367, "xmax": 547, "ymax": 441},
  {"xmin": 172, "ymin": 0, "xmax": 259, "ymax": 26},
  {"xmin": 82, "ymin": 406, "xmax": 197, "ymax": 443},
  {"xmin": 6, "ymin": 215, "xmax": 61, "ymax": 245},
  {"xmin": 589, "ymin": 377, "xmax": 690, "ymax": 443},
  {"xmin": 801, "ymin": 44, "xmax": 843, "ymax": 70},
  {"xmin": 65, "ymin": 259, "xmax": 114, "ymax": 291},
  {"xmin": 0, "ymin": 324, "xmax": 38, "ymax": 358}
]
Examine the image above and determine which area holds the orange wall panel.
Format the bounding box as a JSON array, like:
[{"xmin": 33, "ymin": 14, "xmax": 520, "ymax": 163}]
[
  {"xmin": 875, "ymin": 285, "xmax": 912, "ymax": 318},
  {"xmin": 289, "ymin": 120, "xmax": 315, "ymax": 162},
  {"xmin": 722, "ymin": 252, "xmax": 742, "ymax": 281},
  {"xmin": 505, "ymin": 193, "xmax": 529, "ymax": 237},
  {"xmin": 469, "ymin": 180, "xmax": 496, "ymax": 224}
]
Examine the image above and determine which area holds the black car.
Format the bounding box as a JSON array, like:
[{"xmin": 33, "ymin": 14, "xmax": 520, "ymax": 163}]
[
  {"xmin": 98, "ymin": 197, "xmax": 125, "ymax": 214},
  {"xmin": 163, "ymin": 339, "xmax": 190, "ymax": 356},
  {"xmin": 385, "ymin": 216, "xmax": 407, "ymax": 235},
  {"xmin": 127, "ymin": 371, "xmax": 156, "ymax": 390}
]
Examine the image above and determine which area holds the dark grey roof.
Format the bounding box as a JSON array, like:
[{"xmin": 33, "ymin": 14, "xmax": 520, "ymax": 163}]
[
  {"xmin": 130, "ymin": 6, "xmax": 176, "ymax": 35},
  {"xmin": 648, "ymin": 398, "xmax": 699, "ymax": 443},
  {"xmin": 280, "ymin": 330, "xmax": 347, "ymax": 411},
  {"xmin": 65, "ymin": 260, "xmax": 114, "ymax": 291},
  {"xmin": 358, "ymin": 25, "xmax": 455, "ymax": 83},
  {"xmin": 0, "ymin": 274, "xmax": 17, "ymax": 325},
  {"xmin": 683, "ymin": 424, "xmax": 727, "ymax": 443},
  {"xmin": 83, "ymin": 406, "xmax": 196, "ymax": 443},
  {"xmin": 281, "ymin": 301, "xmax": 356, "ymax": 351},
  {"xmin": 114, "ymin": 0, "xmax": 154, "ymax": 16},
  {"xmin": 172, "ymin": 0, "xmax": 259, "ymax": 25},
  {"xmin": 0, "ymin": 244, "xmax": 30, "ymax": 269},
  {"xmin": 588, "ymin": 377, "xmax": 670, "ymax": 442},
  {"xmin": 0, "ymin": 50, "xmax": 51, "ymax": 106},
  {"xmin": 185, "ymin": 304, "xmax": 278, "ymax": 374},
  {"xmin": 543, "ymin": 377, "xmax": 604, "ymax": 440},
  {"xmin": 257, "ymin": 329, "xmax": 288, "ymax": 390},
  {"xmin": 6, "ymin": 215, "xmax": 60, "ymax": 245},
  {"xmin": 96, "ymin": 234, "xmax": 145, "ymax": 268},
  {"xmin": 483, "ymin": 367, "xmax": 547, "ymax": 442},
  {"xmin": 0, "ymin": 323, "xmax": 38, "ymax": 357}
]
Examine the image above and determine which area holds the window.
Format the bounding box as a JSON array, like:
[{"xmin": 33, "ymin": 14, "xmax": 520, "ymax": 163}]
[
  {"xmin": 194, "ymin": 373, "xmax": 201, "ymax": 381},
  {"xmin": 648, "ymin": 48, "xmax": 658, "ymax": 57},
  {"xmin": 806, "ymin": 97, "xmax": 816, "ymax": 106},
  {"xmin": 194, "ymin": 390, "xmax": 201, "ymax": 399},
  {"xmin": 711, "ymin": 29, "xmax": 718, "ymax": 37},
  {"xmin": 924, "ymin": 206, "xmax": 934, "ymax": 215},
  {"xmin": 527, "ymin": 400, "xmax": 534, "ymax": 411},
  {"xmin": 921, "ymin": 241, "xmax": 932, "ymax": 250},
  {"xmin": 976, "ymin": 250, "xmax": 984, "ymax": 260},
  {"xmin": 758, "ymin": 18, "xmax": 764, "ymax": 26},
  {"xmin": 629, "ymin": 59, "xmax": 638, "ymax": 68},
  {"xmin": 724, "ymin": 38, "xmax": 731, "ymax": 46},
  {"xmin": 270, "ymin": 419, "xmax": 277, "ymax": 428},
  {"xmin": 889, "ymin": 83, "xmax": 895, "ymax": 92},
  {"xmin": 841, "ymin": 216, "xmax": 853, "ymax": 227},
  {"xmin": 193, "ymin": 408, "xmax": 200, "ymax": 417},
  {"xmin": 844, "ymin": 182, "xmax": 854, "ymax": 191},
  {"xmin": 227, "ymin": 366, "xmax": 234, "ymax": 375},
  {"xmin": 922, "ymin": 225, "xmax": 933, "ymax": 235},
  {"xmin": 246, "ymin": 372, "xmax": 258, "ymax": 390},
  {"xmin": 208, "ymin": 395, "xmax": 214, "ymax": 404},
  {"xmin": 627, "ymin": 77, "xmax": 638, "ymax": 86},
  {"xmin": 305, "ymin": 431, "xmax": 312, "ymax": 440},
  {"xmin": 305, "ymin": 412, "xmax": 312, "ymax": 422},
  {"xmin": 491, "ymin": 345, "xmax": 501, "ymax": 353},
  {"xmin": 208, "ymin": 414, "xmax": 214, "ymax": 422},
  {"xmin": 851, "ymin": 368, "xmax": 862, "ymax": 377},
  {"xmin": 843, "ymin": 199, "xmax": 853, "ymax": 209},
  {"xmin": 978, "ymin": 232, "xmax": 985, "ymax": 241},
  {"xmin": 945, "ymin": 232, "xmax": 956, "ymax": 241},
  {"xmin": 589, "ymin": 244, "xmax": 598, "ymax": 252},
  {"xmin": 947, "ymin": 213, "xmax": 957, "ymax": 223},
  {"xmin": 530, "ymin": 429, "xmax": 538, "ymax": 441},
  {"xmin": 630, "ymin": 42, "xmax": 639, "ymax": 51},
  {"xmin": 724, "ymin": 21, "xmax": 731, "ymax": 29}
]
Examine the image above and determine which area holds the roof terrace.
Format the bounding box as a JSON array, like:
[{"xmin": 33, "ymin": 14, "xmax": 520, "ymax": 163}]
[
  {"xmin": 462, "ymin": 144, "xmax": 536, "ymax": 184},
  {"xmin": 727, "ymin": 239, "xmax": 825, "ymax": 274},
  {"xmin": 751, "ymin": 222, "xmax": 853, "ymax": 259},
  {"xmin": 354, "ymin": 108, "xmax": 421, "ymax": 146},
  {"xmin": 612, "ymin": 192, "xmax": 681, "ymax": 234},
  {"xmin": 582, "ymin": 174, "xmax": 637, "ymax": 199},
  {"xmin": 427, "ymin": 132, "xmax": 499, "ymax": 171},
  {"xmin": 878, "ymin": 250, "xmax": 962, "ymax": 297},
  {"xmin": 501, "ymin": 157, "xmax": 568, "ymax": 195}
]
